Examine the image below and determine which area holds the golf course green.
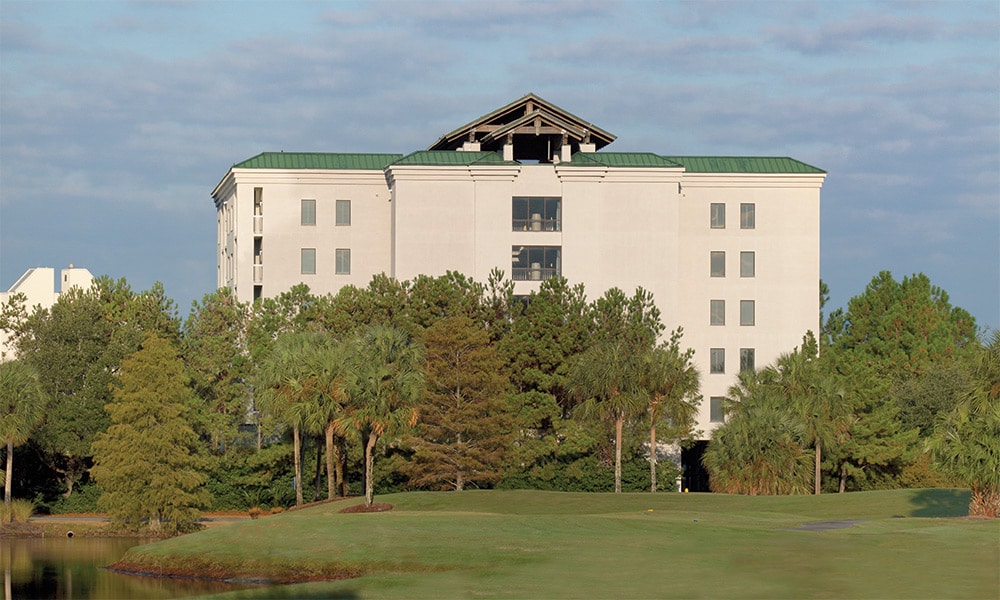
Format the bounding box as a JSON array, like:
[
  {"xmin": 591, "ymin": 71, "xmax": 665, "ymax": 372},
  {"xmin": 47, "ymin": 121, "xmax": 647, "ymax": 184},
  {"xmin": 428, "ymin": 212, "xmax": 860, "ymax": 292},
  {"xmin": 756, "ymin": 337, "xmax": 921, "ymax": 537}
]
[{"xmin": 114, "ymin": 489, "xmax": 998, "ymax": 599}]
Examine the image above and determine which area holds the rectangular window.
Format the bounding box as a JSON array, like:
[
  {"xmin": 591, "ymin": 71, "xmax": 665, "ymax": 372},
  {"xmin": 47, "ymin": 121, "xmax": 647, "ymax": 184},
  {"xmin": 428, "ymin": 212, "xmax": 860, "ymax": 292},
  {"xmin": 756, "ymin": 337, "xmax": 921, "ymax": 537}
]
[
  {"xmin": 740, "ymin": 300, "xmax": 755, "ymax": 326},
  {"xmin": 512, "ymin": 246, "xmax": 561, "ymax": 280},
  {"xmin": 336, "ymin": 199, "xmax": 351, "ymax": 226},
  {"xmin": 710, "ymin": 348, "xmax": 725, "ymax": 374},
  {"xmin": 301, "ymin": 248, "xmax": 316, "ymax": 274},
  {"xmin": 740, "ymin": 251, "xmax": 755, "ymax": 277},
  {"xmin": 301, "ymin": 199, "xmax": 316, "ymax": 226},
  {"xmin": 710, "ymin": 300, "xmax": 725, "ymax": 326},
  {"xmin": 335, "ymin": 248, "xmax": 351, "ymax": 275},
  {"xmin": 710, "ymin": 203, "xmax": 725, "ymax": 228},
  {"xmin": 513, "ymin": 197, "xmax": 561, "ymax": 231},
  {"xmin": 710, "ymin": 397, "xmax": 726, "ymax": 423},
  {"xmin": 741, "ymin": 203, "xmax": 755, "ymax": 229},
  {"xmin": 740, "ymin": 348, "xmax": 755, "ymax": 373},
  {"xmin": 711, "ymin": 251, "xmax": 726, "ymax": 277}
]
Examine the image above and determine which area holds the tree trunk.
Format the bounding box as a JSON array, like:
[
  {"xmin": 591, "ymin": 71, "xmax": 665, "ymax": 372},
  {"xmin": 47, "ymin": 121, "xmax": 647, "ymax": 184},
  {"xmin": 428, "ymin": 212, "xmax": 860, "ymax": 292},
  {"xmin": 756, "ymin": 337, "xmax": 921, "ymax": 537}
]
[
  {"xmin": 814, "ymin": 442, "xmax": 822, "ymax": 495},
  {"xmin": 4, "ymin": 441, "xmax": 13, "ymax": 507},
  {"xmin": 336, "ymin": 437, "xmax": 348, "ymax": 497},
  {"xmin": 650, "ymin": 422, "xmax": 657, "ymax": 494},
  {"xmin": 365, "ymin": 433, "xmax": 378, "ymax": 506},
  {"xmin": 839, "ymin": 463, "xmax": 847, "ymax": 493},
  {"xmin": 313, "ymin": 439, "xmax": 322, "ymax": 502},
  {"xmin": 325, "ymin": 423, "xmax": 336, "ymax": 500},
  {"xmin": 614, "ymin": 415, "xmax": 623, "ymax": 494},
  {"xmin": 293, "ymin": 424, "xmax": 303, "ymax": 507}
]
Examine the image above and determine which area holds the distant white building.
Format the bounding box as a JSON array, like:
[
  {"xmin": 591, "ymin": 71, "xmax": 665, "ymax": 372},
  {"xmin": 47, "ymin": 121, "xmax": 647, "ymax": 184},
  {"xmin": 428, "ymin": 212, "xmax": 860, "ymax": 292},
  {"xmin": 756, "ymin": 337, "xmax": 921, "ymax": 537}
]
[
  {"xmin": 0, "ymin": 265, "xmax": 94, "ymax": 360},
  {"xmin": 211, "ymin": 94, "xmax": 826, "ymax": 486}
]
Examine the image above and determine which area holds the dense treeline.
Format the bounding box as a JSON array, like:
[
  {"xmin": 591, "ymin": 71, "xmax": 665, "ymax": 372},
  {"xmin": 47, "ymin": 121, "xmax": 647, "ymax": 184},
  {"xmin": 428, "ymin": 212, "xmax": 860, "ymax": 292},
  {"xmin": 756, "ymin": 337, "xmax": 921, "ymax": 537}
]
[
  {"xmin": 0, "ymin": 271, "xmax": 701, "ymax": 529},
  {"xmin": 1, "ymin": 268, "xmax": 996, "ymax": 530}
]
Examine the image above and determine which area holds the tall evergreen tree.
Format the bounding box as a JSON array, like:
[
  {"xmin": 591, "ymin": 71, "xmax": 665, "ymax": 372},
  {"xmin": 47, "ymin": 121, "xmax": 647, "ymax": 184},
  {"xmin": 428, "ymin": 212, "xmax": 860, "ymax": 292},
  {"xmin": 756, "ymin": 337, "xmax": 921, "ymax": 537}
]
[
  {"xmin": 403, "ymin": 315, "xmax": 512, "ymax": 491},
  {"xmin": 91, "ymin": 335, "xmax": 209, "ymax": 533}
]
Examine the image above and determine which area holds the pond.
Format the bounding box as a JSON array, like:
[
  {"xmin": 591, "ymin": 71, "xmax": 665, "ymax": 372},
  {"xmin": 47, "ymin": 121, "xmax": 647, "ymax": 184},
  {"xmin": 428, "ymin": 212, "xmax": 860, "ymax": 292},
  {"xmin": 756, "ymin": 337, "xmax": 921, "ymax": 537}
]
[{"xmin": 1, "ymin": 536, "xmax": 263, "ymax": 599}]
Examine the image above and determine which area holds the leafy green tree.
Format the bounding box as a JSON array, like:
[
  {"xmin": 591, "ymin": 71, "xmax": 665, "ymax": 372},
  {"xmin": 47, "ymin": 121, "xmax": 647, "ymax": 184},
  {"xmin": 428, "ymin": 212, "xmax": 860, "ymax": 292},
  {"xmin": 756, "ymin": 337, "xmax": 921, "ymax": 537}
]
[
  {"xmin": 403, "ymin": 315, "xmax": 512, "ymax": 491},
  {"xmin": 0, "ymin": 361, "xmax": 45, "ymax": 509},
  {"xmin": 930, "ymin": 331, "xmax": 1000, "ymax": 517},
  {"xmin": 569, "ymin": 341, "xmax": 645, "ymax": 494},
  {"xmin": 302, "ymin": 336, "xmax": 350, "ymax": 499},
  {"xmin": 91, "ymin": 335, "xmax": 209, "ymax": 533},
  {"xmin": 638, "ymin": 330, "xmax": 700, "ymax": 493},
  {"xmin": 183, "ymin": 289, "xmax": 252, "ymax": 451},
  {"xmin": 255, "ymin": 331, "xmax": 331, "ymax": 506},
  {"xmin": 824, "ymin": 271, "xmax": 976, "ymax": 379},
  {"xmin": 703, "ymin": 388, "xmax": 812, "ymax": 495},
  {"xmin": 344, "ymin": 325, "xmax": 424, "ymax": 506}
]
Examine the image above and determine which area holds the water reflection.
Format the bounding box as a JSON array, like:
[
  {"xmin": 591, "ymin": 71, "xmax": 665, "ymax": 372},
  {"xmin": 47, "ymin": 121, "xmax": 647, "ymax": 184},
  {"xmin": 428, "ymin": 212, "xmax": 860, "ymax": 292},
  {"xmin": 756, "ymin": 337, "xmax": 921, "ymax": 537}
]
[{"xmin": 1, "ymin": 537, "xmax": 261, "ymax": 599}]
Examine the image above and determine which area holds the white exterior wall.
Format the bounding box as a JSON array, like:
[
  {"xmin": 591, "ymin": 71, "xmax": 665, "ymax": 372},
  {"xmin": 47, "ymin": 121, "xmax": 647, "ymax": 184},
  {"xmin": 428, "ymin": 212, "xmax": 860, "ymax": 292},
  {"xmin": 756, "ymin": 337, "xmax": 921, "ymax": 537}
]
[
  {"xmin": 215, "ymin": 170, "xmax": 393, "ymax": 303},
  {"xmin": 1, "ymin": 266, "xmax": 94, "ymax": 360},
  {"xmin": 214, "ymin": 161, "xmax": 823, "ymax": 438}
]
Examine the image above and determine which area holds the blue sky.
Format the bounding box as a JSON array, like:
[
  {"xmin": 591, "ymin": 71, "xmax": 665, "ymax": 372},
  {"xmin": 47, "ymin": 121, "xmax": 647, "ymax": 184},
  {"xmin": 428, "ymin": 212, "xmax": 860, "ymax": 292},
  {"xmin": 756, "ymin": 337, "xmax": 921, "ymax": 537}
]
[{"xmin": 2, "ymin": 0, "xmax": 997, "ymax": 332}]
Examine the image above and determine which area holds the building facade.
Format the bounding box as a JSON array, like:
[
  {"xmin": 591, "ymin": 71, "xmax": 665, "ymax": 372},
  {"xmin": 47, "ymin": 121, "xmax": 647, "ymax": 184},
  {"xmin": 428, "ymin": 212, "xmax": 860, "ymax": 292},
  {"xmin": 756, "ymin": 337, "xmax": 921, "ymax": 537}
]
[
  {"xmin": 212, "ymin": 94, "xmax": 826, "ymax": 439},
  {"xmin": 0, "ymin": 265, "xmax": 94, "ymax": 360}
]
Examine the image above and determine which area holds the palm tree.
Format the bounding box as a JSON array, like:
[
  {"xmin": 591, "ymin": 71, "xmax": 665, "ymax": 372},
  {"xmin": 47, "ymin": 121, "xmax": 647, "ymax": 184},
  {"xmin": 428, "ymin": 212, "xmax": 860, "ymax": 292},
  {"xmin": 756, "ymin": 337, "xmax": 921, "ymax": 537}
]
[
  {"xmin": 0, "ymin": 360, "xmax": 46, "ymax": 509},
  {"xmin": 344, "ymin": 325, "xmax": 424, "ymax": 506},
  {"xmin": 303, "ymin": 339, "xmax": 350, "ymax": 499},
  {"xmin": 569, "ymin": 341, "xmax": 644, "ymax": 493},
  {"xmin": 639, "ymin": 336, "xmax": 700, "ymax": 492},
  {"xmin": 256, "ymin": 332, "xmax": 332, "ymax": 507},
  {"xmin": 930, "ymin": 331, "xmax": 1000, "ymax": 517},
  {"xmin": 703, "ymin": 387, "xmax": 812, "ymax": 495}
]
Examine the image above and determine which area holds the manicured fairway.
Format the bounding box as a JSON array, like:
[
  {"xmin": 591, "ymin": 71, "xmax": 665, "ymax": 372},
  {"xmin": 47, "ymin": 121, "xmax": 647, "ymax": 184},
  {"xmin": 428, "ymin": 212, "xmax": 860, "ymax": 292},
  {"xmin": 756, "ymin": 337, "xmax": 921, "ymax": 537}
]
[{"xmin": 117, "ymin": 489, "xmax": 998, "ymax": 599}]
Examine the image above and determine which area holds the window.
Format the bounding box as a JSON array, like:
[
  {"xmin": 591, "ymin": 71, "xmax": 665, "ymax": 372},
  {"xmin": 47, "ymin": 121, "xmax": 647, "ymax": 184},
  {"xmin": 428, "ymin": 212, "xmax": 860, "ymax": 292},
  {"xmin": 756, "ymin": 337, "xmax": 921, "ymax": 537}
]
[
  {"xmin": 336, "ymin": 249, "xmax": 351, "ymax": 275},
  {"xmin": 513, "ymin": 197, "xmax": 561, "ymax": 231},
  {"xmin": 710, "ymin": 348, "xmax": 725, "ymax": 374},
  {"xmin": 512, "ymin": 246, "xmax": 561, "ymax": 280},
  {"xmin": 741, "ymin": 203, "xmax": 755, "ymax": 229},
  {"xmin": 336, "ymin": 200, "xmax": 351, "ymax": 226},
  {"xmin": 740, "ymin": 348, "xmax": 755, "ymax": 373},
  {"xmin": 740, "ymin": 300, "xmax": 755, "ymax": 326},
  {"xmin": 710, "ymin": 397, "xmax": 726, "ymax": 423},
  {"xmin": 710, "ymin": 300, "xmax": 725, "ymax": 326},
  {"xmin": 301, "ymin": 248, "xmax": 316, "ymax": 274},
  {"xmin": 710, "ymin": 203, "xmax": 725, "ymax": 228},
  {"xmin": 711, "ymin": 251, "xmax": 726, "ymax": 277},
  {"xmin": 301, "ymin": 199, "xmax": 316, "ymax": 226},
  {"xmin": 740, "ymin": 251, "xmax": 755, "ymax": 277}
]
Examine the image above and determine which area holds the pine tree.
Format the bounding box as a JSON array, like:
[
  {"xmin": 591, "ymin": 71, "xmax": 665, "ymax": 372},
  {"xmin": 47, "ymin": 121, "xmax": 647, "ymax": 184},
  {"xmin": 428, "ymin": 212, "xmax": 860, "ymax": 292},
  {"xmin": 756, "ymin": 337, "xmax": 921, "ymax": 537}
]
[
  {"xmin": 91, "ymin": 335, "xmax": 209, "ymax": 533},
  {"xmin": 403, "ymin": 315, "xmax": 512, "ymax": 491}
]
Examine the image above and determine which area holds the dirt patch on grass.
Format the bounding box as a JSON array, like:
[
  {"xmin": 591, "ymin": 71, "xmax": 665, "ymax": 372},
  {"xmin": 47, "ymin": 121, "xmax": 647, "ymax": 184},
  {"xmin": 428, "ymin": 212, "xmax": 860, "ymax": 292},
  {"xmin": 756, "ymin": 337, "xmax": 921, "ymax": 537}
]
[
  {"xmin": 107, "ymin": 559, "xmax": 365, "ymax": 585},
  {"xmin": 339, "ymin": 503, "xmax": 393, "ymax": 514}
]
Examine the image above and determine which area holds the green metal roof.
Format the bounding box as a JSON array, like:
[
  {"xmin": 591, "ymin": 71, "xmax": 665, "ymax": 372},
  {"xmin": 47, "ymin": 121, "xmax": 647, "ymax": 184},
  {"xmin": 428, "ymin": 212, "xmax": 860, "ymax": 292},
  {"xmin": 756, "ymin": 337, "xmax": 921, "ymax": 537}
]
[
  {"xmin": 234, "ymin": 152, "xmax": 403, "ymax": 170},
  {"xmin": 391, "ymin": 151, "xmax": 519, "ymax": 166},
  {"xmin": 564, "ymin": 152, "xmax": 684, "ymax": 168},
  {"xmin": 662, "ymin": 156, "xmax": 826, "ymax": 174}
]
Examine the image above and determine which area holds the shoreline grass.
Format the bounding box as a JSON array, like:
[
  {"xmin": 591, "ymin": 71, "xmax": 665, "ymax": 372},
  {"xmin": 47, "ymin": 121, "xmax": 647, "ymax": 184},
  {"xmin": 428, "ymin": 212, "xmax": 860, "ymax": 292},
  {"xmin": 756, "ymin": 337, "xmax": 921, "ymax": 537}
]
[{"xmin": 116, "ymin": 489, "xmax": 999, "ymax": 599}]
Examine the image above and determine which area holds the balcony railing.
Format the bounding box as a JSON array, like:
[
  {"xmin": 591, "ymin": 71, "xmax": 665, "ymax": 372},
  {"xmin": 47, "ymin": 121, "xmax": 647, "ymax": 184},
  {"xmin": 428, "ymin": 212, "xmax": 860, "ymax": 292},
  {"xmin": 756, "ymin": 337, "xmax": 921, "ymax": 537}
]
[
  {"xmin": 253, "ymin": 216, "xmax": 263, "ymax": 235},
  {"xmin": 513, "ymin": 217, "xmax": 560, "ymax": 232},
  {"xmin": 253, "ymin": 265, "xmax": 263, "ymax": 284},
  {"xmin": 512, "ymin": 266, "xmax": 559, "ymax": 281}
]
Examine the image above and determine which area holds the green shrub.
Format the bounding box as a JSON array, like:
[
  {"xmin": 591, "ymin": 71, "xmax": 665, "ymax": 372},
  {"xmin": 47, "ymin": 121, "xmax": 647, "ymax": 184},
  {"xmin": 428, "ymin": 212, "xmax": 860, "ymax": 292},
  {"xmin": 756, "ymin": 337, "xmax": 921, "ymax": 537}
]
[{"xmin": 50, "ymin": 482, "xmax": 102, "ymax": 514}]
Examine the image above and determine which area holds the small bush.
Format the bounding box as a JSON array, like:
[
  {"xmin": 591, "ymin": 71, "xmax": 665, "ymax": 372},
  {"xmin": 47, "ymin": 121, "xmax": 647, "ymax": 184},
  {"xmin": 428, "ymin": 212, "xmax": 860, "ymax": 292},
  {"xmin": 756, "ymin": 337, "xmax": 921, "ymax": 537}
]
[{"xmin": 3, "ymin": 499, "xmax": 37, "ymax": 523}]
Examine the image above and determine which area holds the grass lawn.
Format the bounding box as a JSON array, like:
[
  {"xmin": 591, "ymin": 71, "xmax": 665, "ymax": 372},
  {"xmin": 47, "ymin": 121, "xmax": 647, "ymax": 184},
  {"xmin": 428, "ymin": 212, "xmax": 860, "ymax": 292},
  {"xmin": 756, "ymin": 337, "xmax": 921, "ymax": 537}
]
[{"xmin": 117, "ymin": 488, "xmax": 998, "ymax": 599}]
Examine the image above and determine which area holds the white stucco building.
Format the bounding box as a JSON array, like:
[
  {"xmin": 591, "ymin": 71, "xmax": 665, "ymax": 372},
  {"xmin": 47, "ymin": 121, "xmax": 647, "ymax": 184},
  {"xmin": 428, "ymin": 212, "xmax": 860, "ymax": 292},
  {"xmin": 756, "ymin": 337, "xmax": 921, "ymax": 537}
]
[
  {"xmin": 212, "ymin": 94, "xmax": 826, "ymax": 483},
  {"xmin": 0, "ymin": 265, "xmax": 94, "ymax": 360}
]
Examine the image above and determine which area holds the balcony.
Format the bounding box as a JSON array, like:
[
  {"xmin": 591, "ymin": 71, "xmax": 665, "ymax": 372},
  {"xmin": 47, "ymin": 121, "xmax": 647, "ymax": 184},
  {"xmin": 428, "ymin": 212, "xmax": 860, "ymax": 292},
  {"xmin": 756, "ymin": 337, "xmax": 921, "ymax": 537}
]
[{"xmin": 254, "ymin": 215, "xmax": 263, "ymax": 235}]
